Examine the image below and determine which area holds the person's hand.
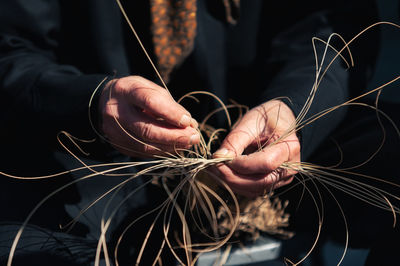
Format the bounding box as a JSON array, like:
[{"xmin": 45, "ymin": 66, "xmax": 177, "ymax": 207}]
[
  {"xmin": 99, "ymin": 76, "xmax": 199, "ymax": 157},
  {"xmin": 213, "ymin": 100, "xmax": 300, "ymax": 197}
]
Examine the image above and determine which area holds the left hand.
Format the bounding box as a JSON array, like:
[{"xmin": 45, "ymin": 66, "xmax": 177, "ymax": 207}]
[{"xmin": 213, "ymin": 100, "xmax": 300, "ymax": 198}]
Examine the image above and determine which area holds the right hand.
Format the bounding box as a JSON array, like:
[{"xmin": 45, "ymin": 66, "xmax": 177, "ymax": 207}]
[{"xmin": 99, "ymin": 76, "xmax": 199, "ymax": 157}]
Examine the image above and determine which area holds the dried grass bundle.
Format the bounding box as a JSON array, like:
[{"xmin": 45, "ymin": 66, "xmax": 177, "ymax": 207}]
[{"xmin": 217, "ymin": 195, "xmax": 293, "ymax": 241}]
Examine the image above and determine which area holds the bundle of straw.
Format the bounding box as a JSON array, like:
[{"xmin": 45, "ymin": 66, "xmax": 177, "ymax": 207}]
[{"xmin": 2, "ymin": 1, "xmax": 400, "ymax": 265}]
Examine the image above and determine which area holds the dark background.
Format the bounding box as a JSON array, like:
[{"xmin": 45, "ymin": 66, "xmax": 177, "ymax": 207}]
[
  {"xmin": 318, "ymin": 1, "xmax": 400, "ymax": 264},
  {"xmin": 368, "ymin": 0, "xmax": 400, "ymax": 103}
]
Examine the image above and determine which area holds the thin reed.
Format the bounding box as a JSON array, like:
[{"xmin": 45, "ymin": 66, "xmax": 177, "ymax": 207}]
[{"xmin": 1, "ymin": 2, "xmax": 400, "ymax": 265}]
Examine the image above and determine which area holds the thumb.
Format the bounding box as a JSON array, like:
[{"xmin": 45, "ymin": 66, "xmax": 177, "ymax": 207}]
[{"xmin": 213, "ymin": 125, "xmax": 255, "ymax": 159}]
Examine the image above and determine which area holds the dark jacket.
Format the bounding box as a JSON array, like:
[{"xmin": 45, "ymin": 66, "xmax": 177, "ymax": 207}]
[
  {"xmin": 0, "ymin": 0, "xmax": 378, "ymax": 224},
  {"xmin": 0, "ymin": 0, "xmax": 378, "ymax": 155}
]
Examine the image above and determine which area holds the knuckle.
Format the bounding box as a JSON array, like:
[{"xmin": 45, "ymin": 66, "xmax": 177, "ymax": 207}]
[
  {"xmin": 141, "ymin": 93, "xmax": 156, "ymax": 109},
  {"xmin": 141, "ymin": 143, "xmax": 163, "ymax": 156},
  {"xmin": 269, "ymin": 170, "xmax": 281, "ymax": 183},
  {"xmin": 131, "ymin": 75, "xmax": 150, "ymax": 86},
  {"xmin": 139, "ymin": 122, "xmax": 155, "ymax": 141},
  {"xmin": 217, "ymin": 166, "xmax": 233, "ymax": 183},
  {"xmin": 142, "ymin": 143, "xmax": 152, "ymax": 154},
  {"xmin": 264, "ymin": 153, "xmax": 280, "ymax": 171},
  {"xmin": 292, "ymin": 141, "xmax": 301, "ymax": 154},
  {"xmin": 131, "ymin": 75, "xmax": 142, "ymax": 81},
  {"xmin": 113, "ymin": 78, "xmax": 125, "ymax": 92},
  {"xmin": 223, "ymin": 173, "xmax": 239, "ymax": 187},
  {"xmin": 103, "ymin": 103, "xmax": 115, "ymax": 117}
]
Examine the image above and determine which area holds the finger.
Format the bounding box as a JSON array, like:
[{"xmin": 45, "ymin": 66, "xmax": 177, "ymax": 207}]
[
  {"xmin": 213, "ymin": 165, "xmax": 293, "ymax": 198},
  {"xmin": 105, "ymin": 125, "xmax": 192, "ymax": 158},
  {"xmin": 103, "ymin": 99, "xmax": 200, "ymax": 146},
  {"xmin": 209, "ymin": 166, "xmax": 264, "ymax": 198},
  {"xmin": 229, "ymin": 137, "xmax": 300, "ymax": 175},
  {"xmin": 273, "ymin": 175, "xmax": 294, "ymax": 190},
  {"xmin": 127, "ymin": 108, "xmax": 200, "ymax": 146},
  {"xmin": 214, "ymin": 111, "xmax": 264, "ymax": 158},
  {"xmin": 120, "ymin": 77, "xmax": 196, "ymax": 128}
]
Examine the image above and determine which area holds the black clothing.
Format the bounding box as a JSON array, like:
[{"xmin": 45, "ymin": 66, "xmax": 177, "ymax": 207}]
[
  {"xmin": 0, "ymin": 0, "xmax": 378, "ymax": 157},
  {"xmin": 0, "ymin": 0, "xmax": 388, "ymax": 265},
  {"xmin": 281, "ymin": 101, "xmax": 400, "ymax": 265}
]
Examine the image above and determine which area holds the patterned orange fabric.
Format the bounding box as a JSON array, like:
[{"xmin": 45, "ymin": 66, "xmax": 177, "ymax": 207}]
[
  {"xmin": 150, "ymin": 0, "xmax": 197, "ymax": 82},
  {"xmin": 150, "ymin": 0, "xmax": 240, "ymax": 82}
]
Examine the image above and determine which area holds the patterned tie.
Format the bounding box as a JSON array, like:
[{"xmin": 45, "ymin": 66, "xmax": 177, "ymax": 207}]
[
  {"xmin": 150, "ymin": 0, "xmax": 240, "ymax": 82},
  {"xmin": 150, "ymin": 0, "xmax": 197, "ymax": 82}
]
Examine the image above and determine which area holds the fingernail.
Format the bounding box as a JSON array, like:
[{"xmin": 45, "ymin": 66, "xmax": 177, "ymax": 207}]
[
  {"xmin": 190, "ymin": 118, "xmax": 199, "ymax": 129},
  {"xmin": 213, "ymin": 148, "xmax": 235, "ymax": 158},
  {"xmin": 189, "ymin": 133, "xmax": 200, "ymax": 145},
  {"xmin": 179, "ymin": 114, "xmax": 191, "ymax": 127}
]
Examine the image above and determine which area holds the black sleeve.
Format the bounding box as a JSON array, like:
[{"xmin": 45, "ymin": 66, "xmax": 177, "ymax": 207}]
[
  {"xmin": 0, "ymin": 0, "xmax": 108, "ymax": 141},
  {"xmin": 259, "ymin": 1, "xmax": 379, "ymax": 159}
]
